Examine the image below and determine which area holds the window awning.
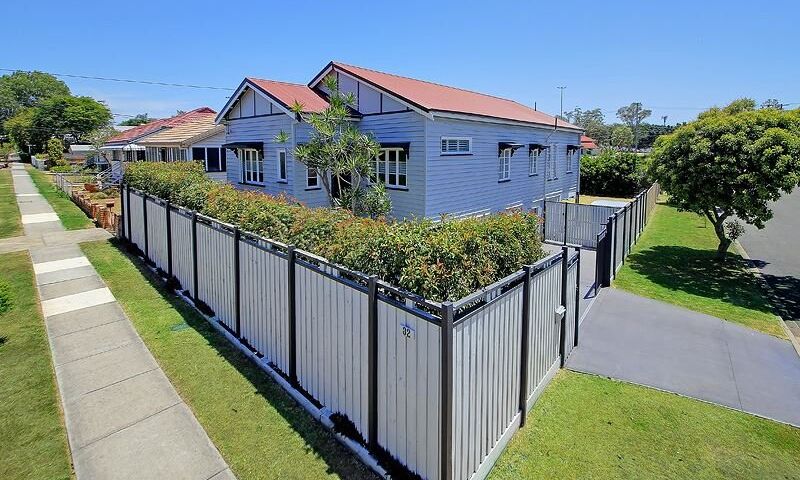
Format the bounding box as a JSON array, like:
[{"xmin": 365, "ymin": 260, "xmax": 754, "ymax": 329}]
[
  {"xmin": 498, "ymin": 142, "xmax": 525, "ymax": 156},
  {"xmin": 529, "ymin": 143, "xmax": 550, "ymax": 152},
  {"xmin": 380, "ymin": 142, "xmax": 410, "ymax": 154},
  {"xmin": 566, "ymin": 144, "xmax": 582, "ymax": 151},
  {"xmin": 222, "ymin": 141, "xmax": 263, "ymax": 152}
]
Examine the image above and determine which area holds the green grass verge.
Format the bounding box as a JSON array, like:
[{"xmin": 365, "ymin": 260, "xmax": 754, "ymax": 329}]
[
  {"xmin": 80, "ymin": 239, "xmax": 377, "ymax": 480},
  {"xmin": 490, "ymin": 371, "xmax": 800, "ymax": 479},
  {"xmin": 0, "ymin": 252, "xmax": 73, "ymax": 480},
  {"xmin": 26, "ymin": 167, "xmax": 93, "ymax": 230},
  {"xmin": 613, "ymin": 202, "xmax": 784, "ymax": 337},
  {"xmin": 0, "ymin": 169, "xmax": 23, "ymax": 238}
]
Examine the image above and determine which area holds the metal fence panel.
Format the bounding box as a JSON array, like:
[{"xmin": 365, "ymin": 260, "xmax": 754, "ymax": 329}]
[
  {"xmin": 526, "ymin": 260, "xmax": 563, "ymax": 401},
  {"xmin": 377, "ymin": 301, "xmax": 441, "ymax": 480},
  {"xmin": 295, "ymin": 264, "xmax": 370, "ymax": 440},
  {"xmin": 545, "ymin": 201, "xmax": 618, "ymax": 249},
  {"xmin": 170, "ymin": 208, "xmax": 194, "ymax": 293},
  {"xmin": 145, "ymin": 197, "xmax": 168, "ymax": 271},
  {"xmin": 543, "ymin": 201, "xmax": 565, "ymax": 244},
  {"xmin": 128, "ymin": 190, "xmax": 145, "ymax": 250},
  {"xmin": 239, "ymin": 240, "xmax": 290, "ymax": 372},
  {"xmin": 196, "ymin": 221, "xmax": 237, "ymax": 330},
  {"xmin": 564, "ymin": 255, "xmax": 579, "ymax": 359},
  {"xmin": 451, "ymin": 286, "xmax": 522, "ymax": 480}
]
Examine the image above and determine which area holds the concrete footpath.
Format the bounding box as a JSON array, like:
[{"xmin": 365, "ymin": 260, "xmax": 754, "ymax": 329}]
[
  {"xmin": 10, "ymin": 164, "xmax": 234, "ymax": 479},
  {"xmin": 567, "ymin": 287, "xmax": 800, "ymax": 427}
]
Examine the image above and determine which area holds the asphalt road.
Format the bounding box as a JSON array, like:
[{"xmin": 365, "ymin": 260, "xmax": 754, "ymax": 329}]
[{"xmin": 739, "ymin": 189, "xmax": 800, "ymax": 336}]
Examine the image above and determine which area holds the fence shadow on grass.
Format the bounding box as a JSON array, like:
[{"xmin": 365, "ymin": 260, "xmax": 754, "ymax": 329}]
[
  {"xmin": 107, "ymin": 238, "xmax": 379, "ymax": 480},
  {"xmin": 623, "ymin": 244, "xmax": 776, "ymax": 316}
]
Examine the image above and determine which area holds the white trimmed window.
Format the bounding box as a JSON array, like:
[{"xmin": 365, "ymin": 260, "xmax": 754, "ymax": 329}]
[
  {"xmin": 374, "ymin": 148, "xmax": 407, "ymax": 188},
  {"xmin": 441, "ymin": 137, "xmax": 471, "ymax": 155},
  {"xmin": 498, "ymin": 148, "xmax": 511, "ymax": 182},
  {"xmin": 529, "ymin": 148, "xmax": 541, "ymax": 176},
  {"xmin": 307, "ymin": 166, "xmax": 320, "ymax": 188},
  {"xmin": 277, "ymin": 148, "xmax": 287, "ymax": 182},
  {"xmin": 240, "ymin": 148, "xmax": 263, "ymax": 184},
  {"xmin": 566, "ymin": 147, "xmax": 578, "ymax": 173},
  {"xmin": 546, "ymin": 146, "xmax": 557, "ymax": 180},
  {"xmin": 191, "ymin": 147, "xmax": 226, "ymax": 172}
]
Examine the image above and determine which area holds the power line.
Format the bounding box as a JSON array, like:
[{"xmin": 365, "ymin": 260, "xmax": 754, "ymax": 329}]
[{"xmin": 0, "ymin": 68, "xmax": 235, "ymax": 91}]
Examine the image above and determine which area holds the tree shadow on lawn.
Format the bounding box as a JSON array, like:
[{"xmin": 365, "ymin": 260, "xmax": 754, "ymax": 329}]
[
  {"xmin": 624, "ymin": 245, "xmax": 776, "ymax": 317},
  {"xmin": 760, "ymin": 272, "xmax": 800, "ymax": 322},
  {"xmin": 111, "ymin": 239, "xmax": 379, "ymax": 480}
]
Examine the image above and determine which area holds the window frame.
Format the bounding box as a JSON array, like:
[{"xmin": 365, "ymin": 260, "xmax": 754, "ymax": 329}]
[
  {"xmin": 546, "ymin": 146, "xmax": 558, "ymax": 181},
  {"xmin": 277, "ymin": 148, "xmax": 288, "ymax": 183},
  {"xmin": 498, "ymin": 147, "xmax": 512, "ymax": 182},
  {"xmin": 528, "ymin": 148, "xmax": 541, "ymax": 176},
  {"xmin": 440, "ymin": 136, "xmax": 472, "ymax": 155},
  {"xmin": 374, "ymin": 147, "xmax": 408, "ymax": 189},
  {"xmin": 240, "ymin": 148, "xmax": 264, "ymax": 185},
  {"xmin": 306, "ymin": 165, "xmax": 320, "ymax": 190}
]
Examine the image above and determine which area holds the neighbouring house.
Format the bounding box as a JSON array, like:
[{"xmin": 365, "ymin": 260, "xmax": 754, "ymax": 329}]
[
  {"xmin": 102, "ymin": 107, "xmax": 220, "ymax": 181},
  {"xmin": 217, "ymin": 62, "xmax": 583, "ymax": 219},
  {"xmin": 581, "ymin": 135, "xmax": 599, "ymax": 154},
  {"xmin": 66, "ymin": 144, "xmax": 93, "ymax": 162}
]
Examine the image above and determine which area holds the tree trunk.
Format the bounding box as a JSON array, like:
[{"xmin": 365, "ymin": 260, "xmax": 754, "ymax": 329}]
[{"xmin": 710, "ymin": 214, "xmax": 731, "ymax": 260}]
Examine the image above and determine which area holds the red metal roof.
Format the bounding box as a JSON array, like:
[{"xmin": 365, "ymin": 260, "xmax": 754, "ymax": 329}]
[
  {"xmin": 581, "ymin": 135, "xmax": 598, "ymax": 149},
  {"xmin": 106, "ymin": 107, "xmax": 216, "ymax": 145},
  {"xmin": 325, "ymin": 62, "xmax": 580, "ymax": 129},
  {"xmin": 246, "ymin": 78, "xmax": 329, "ymax": 113}
]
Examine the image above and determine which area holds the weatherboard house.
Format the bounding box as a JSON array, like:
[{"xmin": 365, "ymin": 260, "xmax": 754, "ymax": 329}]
[{"xmin": 217, "ymin": 62, "xmax": 583, "ymax": 218}]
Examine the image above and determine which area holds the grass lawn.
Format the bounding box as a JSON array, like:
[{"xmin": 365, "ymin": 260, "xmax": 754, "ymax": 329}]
[
  {"xmin": 490, "ymin": 371, "xmax": 800, "ymax": 479},
  {"xmin": 613, "ymin": 202, "xmax": 784, "ymax": 337},
  {"xmin": 80, "ymin": 239, "xmax": 377, "ymax": 480},
  {"xmin": 0, "ymin": 169, "xmax": 23, "ymax": 238},
  {"xmin": 26, "ymin": 167, "xmax": 93, "ymax": 230},
  {"xmin": 0, "ymin": 252, "xmax": 73, "ymax": 480}
]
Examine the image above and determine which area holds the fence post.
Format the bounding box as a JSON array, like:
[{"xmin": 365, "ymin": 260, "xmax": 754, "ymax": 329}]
[
  {"xmin": 563, "ymin": 202, "xmax": 569, "ymax": 245},
  {"xmin": 191, "ymin": 211, "xmax": 199, "ymax": 299},
  {"xmin": 611, "ymin": 213, "xmax": 618, "ymax": 275},
  {"xmin": 542, "ymin": 200, "xmax": 548, "ymax": 240},
  {"xmin": 559, "ymin": 246, "xmax": 569, "ymax": 367},
  {"xmin": 627, "ymin": 204, "xmax": 634, "ymax": 252},
  {"xmin": 165, "ymin": 200, "xmax": 173, "ymax": 278},
  {"xmin": 142, "ymin": 192, "xmax": 149, "ymax": 261},
  {"xmin": 621, "ymin": 207, "xmax": 628, "ymax": 264},
  {"xmin": 287, "ymin": 245, "xmax": 297, "ymax": 385},
  {"xmin": 440, "ymin": 301, "xmax": 454, "ymax": 480},
  {"xmin": 119, "ymin": 183, "xmax": 126, "ymax": 241},
  {"xmin": 518, "ymin": 265, "xmax": 532, "ymax": 427},
  {"xmin": 126, "ymin": 185, "xmax": 132, "ymax": 244},
  {"xmin": 367, "ymin": 275, "xmax": 379, "ymax": 450},
  {"xmin": 574, "ymin": 247, "xmax": 581, "ymax": 347},
  {"xmin": 233, "ymin": 227, "xmax": 241, "ymax": 338}
]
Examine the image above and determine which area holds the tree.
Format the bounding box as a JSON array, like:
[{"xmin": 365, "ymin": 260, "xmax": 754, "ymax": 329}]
[
  {"xmin": 292, "ymin": 76, "xmax": 389, "ymax": 216},
  {"xmin": 84, "ymin": 125, "xmax": 118, "ymax": 165},
  {"xmin": 4, "ymin": 107, "xmax": 35, "ymax": 151},
  {"xmin": 0, "ymin": 71, "xmax": 70, "ymax": 131},
  {"xmin": 46, "ymin": 137, "xmax": 66, "ymax": 168},
  {"xmin": 760, "ymin": 98, "xmax": 783, "ymax": 110},
  {"xmin": 617, "ymin": 102, "xmax": 652, "ymax": 149},
  {"xmin": 30, "ymin": 95, "xmax": 112, "ymax": 146},
  {"xmin": 565, "ymin": 107, "xmax": 608, "ymax": 144},
  {"xmin": 635, "ymin": 123, "xmax": 677, "ymax": 150},
  {"xmin": 610, "ymin": 125, "xmax": 634, "ymax": 149},
  {"xmin": 649, "ymin": 99, "xmax": 800, "ymax": 258},
  {"xmin": 119, "ymin": 113, "xmax": 151, "ymax": 126}
]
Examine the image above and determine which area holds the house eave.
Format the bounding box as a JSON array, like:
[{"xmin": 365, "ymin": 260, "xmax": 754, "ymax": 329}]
[{"xmin": 430, "ymin": 110, "xmax": 584, "ymax": 132}]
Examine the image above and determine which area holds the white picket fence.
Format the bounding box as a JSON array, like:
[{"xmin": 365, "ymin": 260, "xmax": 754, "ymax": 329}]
[{"xmin": 121, "ymin": 184, "xmax": 582, "ymax": 480}]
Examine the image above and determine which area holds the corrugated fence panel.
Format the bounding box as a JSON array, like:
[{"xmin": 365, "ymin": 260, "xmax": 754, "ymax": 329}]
[
  {"xmin": 614, "ymin": 212, "xmax": 626, "ymax": 273},
  {"xmin": 563, "ymin": 256, "xmax": 579, "ymax": 359},
  {"xmin": 196, "ymin": 221, "xmax": 236, "ymax": 329},
  {"xmin": 295, "ymin": 264, "xmax": 369, "ymax": 440},
  {"xmin": 128, "ymin": 190, "xmax": 145, "ymax": 250},
  {"xmin": 377, "ymin": 301, "xmax": 441, "ymax": 480},
  {"xmin": 239, "ymin": 240, "xmax": 289, "ymax": 372},
  {"xmin": 452, "ymin": 286, "xmax": 522, "ymax": 480},
  {"xmin": 544, "ymin": 201, "xmax": 565, "ymax": 244},
  {"xmin": 527, "ymin": 260, "xmax": 562, "ymax": 401},
  {"xmin": 145, "ymin": 197, "xmax": 168, "ymax": 271},
  {"xmin": 170, "ymin": 208, "xmax": 194, "ymax": 293},
  {"xmin": 565, "ymin": 203, "xmax": 617, "ymax": 248}
]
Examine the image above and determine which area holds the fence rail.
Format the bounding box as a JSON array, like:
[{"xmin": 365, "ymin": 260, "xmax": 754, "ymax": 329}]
[{"xmin": 121, "ymin": 184, "xmax": 582, "ymax": 480}]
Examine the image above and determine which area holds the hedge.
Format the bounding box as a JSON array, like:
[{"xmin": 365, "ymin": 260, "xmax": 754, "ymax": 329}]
[
  {"xmin": 124, "ymin": 162, "xmax": 545, "ymax": 301},
  {"xmin": 579, "ymin": 150, "xmax": 650, "ymax": 197}
]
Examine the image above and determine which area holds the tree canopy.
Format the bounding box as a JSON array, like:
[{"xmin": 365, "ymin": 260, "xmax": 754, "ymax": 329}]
[
  {"xmin": 0, "ymin": 71, "xmax": 70, "ymax": 121},
  {"xmin": 119, "ymin": 113, "xmax": 151, "ymax": 126},
  {"xmin": 650, "ymin": 99, "xmax": 800, "ymax": 257},
  {"xmin": 617, "ymin": 102, "xmax": 652, "ymax": 149}
]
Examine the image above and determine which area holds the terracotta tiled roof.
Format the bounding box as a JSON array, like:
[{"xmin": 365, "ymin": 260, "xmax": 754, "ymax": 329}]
[
  {"xmin": 581, "ymin": 135, "xmax": 598, "ymax": 149},
  {"xmin": 106, "ymin": 107, "xmax": 216, "ymax": 145},
  {"xmin": 139, "ymin": 113, "xmax": 222, "ymax": 146},
  {"xmin": 325, "ymin": 62, "xmax": 580, "ymax": 129},
  {"xmin": 246, "ymin": 78, "xmax": 329, "ymax": 113}
]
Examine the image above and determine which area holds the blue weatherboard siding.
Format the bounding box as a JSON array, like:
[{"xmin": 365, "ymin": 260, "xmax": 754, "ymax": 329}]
[{"xmin": 424, "ymin": 117, "xmax": 580, "ymax": 218}]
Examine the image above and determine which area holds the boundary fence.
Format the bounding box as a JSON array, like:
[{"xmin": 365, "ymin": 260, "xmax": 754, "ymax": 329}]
[
  {"xmin": 543, "ymin": 183, "xmax": 660, "ymax": 288},
  {"xmin": 120, "ymin": 183, "xmax": 582, "ymax": 480}
]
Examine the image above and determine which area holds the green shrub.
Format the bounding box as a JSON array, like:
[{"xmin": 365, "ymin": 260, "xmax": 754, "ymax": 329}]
[
  {"xmin": 49, "ymin": 165, "xmax": 73, "ymax": 173},
  {"xmin": 580, "ymin": 150, "xmax": 649, "ymax": 197},
  {"xmin": 0, "ymin": 280, "xmax": 11, "ymax": 315},
  {"xmin": 124, "ymin": 163, "xmax": 545, "ymax": 301}
]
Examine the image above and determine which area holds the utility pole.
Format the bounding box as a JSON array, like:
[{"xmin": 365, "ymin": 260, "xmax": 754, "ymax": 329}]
[
  {"xmin": 662, "ymin": 115, "xmax": 668, "ymax": 126},
  {"xmin": 557, "ymin": 86, "xmax": 566, "ymax": 119}
]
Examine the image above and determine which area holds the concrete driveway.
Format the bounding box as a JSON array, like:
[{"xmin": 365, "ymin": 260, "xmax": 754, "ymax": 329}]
[
  {"xmin": 567, "ymin": 288, "xmax": 800, "ymax": 427},
  {"xmin": 543, "ymin": 243, "xmax": 598, "ymax": 323},
  {"xmin": 739, "ymin": 189, "xmax": 800, "ymax": 339}
]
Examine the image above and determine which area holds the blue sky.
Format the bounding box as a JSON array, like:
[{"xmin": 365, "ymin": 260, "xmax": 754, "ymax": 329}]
[{"xmin": 5, "ymin": 0, "xmax": 797, "ymax": 125}]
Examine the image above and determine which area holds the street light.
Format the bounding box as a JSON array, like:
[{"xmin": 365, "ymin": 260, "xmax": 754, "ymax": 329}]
[{"xmin": 557, "ymin": 86, "xmax": 566, "ymax": 118}]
